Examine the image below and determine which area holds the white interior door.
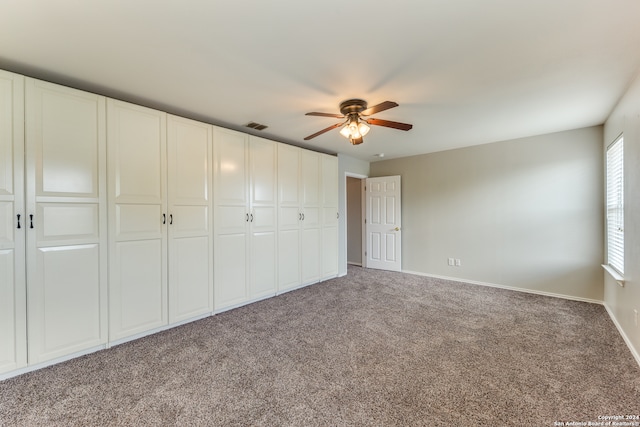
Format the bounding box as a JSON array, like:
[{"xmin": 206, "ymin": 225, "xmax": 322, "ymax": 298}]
[{"xmin": 365, "ymin": 176, "xmax": 402, "ymax": 272}]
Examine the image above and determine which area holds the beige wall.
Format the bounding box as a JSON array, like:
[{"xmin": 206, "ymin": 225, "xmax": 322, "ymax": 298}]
[
  {"xmin": 603, "ymin": 70, "xmax": 640, "ymax": 361},
  {"xmin": 370, "ymin": 126, "xmax": 604, "ymax": 301}
]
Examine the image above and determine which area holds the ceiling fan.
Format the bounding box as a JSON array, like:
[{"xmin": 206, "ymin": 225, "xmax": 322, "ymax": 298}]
[{"xmin": 304, "ymin": 99, "xmax": 413, "ymax": 145}]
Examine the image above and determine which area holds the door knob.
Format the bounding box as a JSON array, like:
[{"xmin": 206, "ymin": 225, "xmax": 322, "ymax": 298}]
[{"xmin": 394, "ymin": 227, "xmax": 401, "ymax": 231}]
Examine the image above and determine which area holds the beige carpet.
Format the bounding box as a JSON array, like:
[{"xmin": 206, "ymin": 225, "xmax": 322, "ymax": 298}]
[{"xmin": 1, "ymin": 266, "xmax": 639, "ymax": 426}]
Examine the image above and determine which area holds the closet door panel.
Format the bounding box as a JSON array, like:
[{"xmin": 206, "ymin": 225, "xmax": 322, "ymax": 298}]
[
  {"xmin": 115, "ymin": 240, "xmax": 164, "ymax": 333},
  {"xmin": 278, "ymin": 228, "xmax": 300, "ymax": 291},
  {"xmin": 322, "ymin": 226, "xmax": 338, "ymax": 279},
  {"xmin": 214, "ymin": 128, "xmax": 248, "ymax": 311},
  {"xmin": 167, "ymin": 115, "xmax": 213, "ymax": 323},
  {"xmin": 0, "ymin": 249, "xmax": 20, "ymax": 373},
  {"xmin": 277, "ymin": 144, "xmax": 300, "ymax": 208},
  {"xmin": 111, "ymin": 107, "xmax": 164, "ymax": 204},
  {"xmin": 250, "ymin": 231, "xmax": 276, "ymax": 298},
  {"xmin": 248, "ymin": 137, "xmax": 277, "ymax": 298},
  {"xmin": 171, "ymin": 205, "xmax": 209, "ymax": 236},
  {"xmin": 301, "ymin": 150, "xmax": 320, "ymax": 210},
  {"xmin": 0, "ymin": 202, "xmax": 13, "ymax": 244},
  {"xmin": 301, "ymin": 227, "xmax": 320, "ymax": 285},
  {"xmin": 115, "ymin": 204, "xmax": 163, "ymax": 240},
  {"xmin": 215, "ymin": 233, "xmax": 247, "ymax": 308},
  {"xmin": 30, "ymin": 244, "xmax": 101, "ymax": 362},
  {"xmin": 250, "ymin": 136, "xmax": 277, "ymax": 207},
  {"xmin": 277, "ymin": 144, "xmax": 301, "ymax": 291},
  {"xmin": 170, "ymin": 119, "xmax": 210, "ymax": 204},
  {"xmin": 172, "ymin": 236, "xmax": 211, "ymax": 319},
  {"xmin": 26, "ymin": 78, "xmax": 107, "ymax": 364},
  {"xmin": 107, "ymin": 99, "xmax": 167, "ymax": 341},
  {"xmin": 0, "ymin": 70, "xmax": 25, "ymax": 374},
  {"xmin": 36, "ymin": 91, "xmax": 99, "ymax": 197},
  {"xmin": 37, "ymin": 203, "xmax": 99, "ymax": 243},
  {"xmin": 215, "ymin": 130, "xmax": 248, "ymax": 206},
  {"xmin": 300, "ymin": 150, "xmax": 321, "ymax": 285},
  {"xmin": 321, "ymin": 155, "xmax": 338, "ymax": 279}
]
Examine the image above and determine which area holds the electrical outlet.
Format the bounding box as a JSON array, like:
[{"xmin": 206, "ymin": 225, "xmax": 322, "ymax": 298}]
[
  {"xmin": 448, "ymin": 258, "xmax": 455, "ymax": 266},
  {"xmin": 455, "ymin": 259, "xmax": 461, "ymax": 267},
  {"xmin": 634, "ymin": 309, "xmax": 638, "ymax": 327}
]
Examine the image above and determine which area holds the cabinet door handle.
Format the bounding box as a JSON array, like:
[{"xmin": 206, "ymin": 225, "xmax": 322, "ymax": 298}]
[
  {"xmin": 162, "ymin": 214, "xmax": 166, "ymax": 224},
  {"xmin": 250, "ymin": 213, "xmax": 254, "ymax": 222},
  {"xmin": 302, "ymin": 213, "xmax": 305, "ymax": 220},
  {"xmin": 30, "ymin": 214, "xmax": 34, "ymax": 229},
  {"xmin": 169, "ymin": 214, "xmax": 173, "ymax": 225},
  {"xmin": 17, "ymin": 214, "xmax": 21, "ymax": 229},
  {"xmin": 337, "ymin": 212, "xmax": 339, "ymax": 219},
  {"xmin": 298, "ymin": 213, "xmax": 301, "ymax": 220},
  {"xmin": 246, "ymin": 213, "xmax": 249, "ymax": 222}
]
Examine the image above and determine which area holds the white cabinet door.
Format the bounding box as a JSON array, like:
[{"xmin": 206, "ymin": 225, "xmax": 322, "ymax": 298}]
[
  {"xmin": 277, "ymin": 144, "xmax": 301, "ymax": 292},
  {"xmin": 300, "ymin": 150, "xmax": 321, "ymax": 285},
  {"xmin": 167, "ymin": 115, "xmax": 213, "ymax": 323},
  {"xmin": 108, "ymin": 99, "xmax": 167, "ymax": 341},
  {"xmin": 249, "ymin": 136, "xmax": 277, "ymax": 299},
  {"xmin": 0, "ymin": 70, "xmax": 26, "ymax": 374},
  {"xmin": 25, "ymin": 78, "xmax": 108, "ymax": 363},
  {"xmin": 321, "ymin": 154, "xmax": 338, "ymax": 280},
  {"xmin": 214, "ymin": 128, "xmax": 249, "ymax": 310}
]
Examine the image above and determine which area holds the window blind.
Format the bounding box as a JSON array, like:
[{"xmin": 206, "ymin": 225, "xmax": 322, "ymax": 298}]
[{"xmin": 606, "ymin": 136, "xmax": 624, "ymax": 275}]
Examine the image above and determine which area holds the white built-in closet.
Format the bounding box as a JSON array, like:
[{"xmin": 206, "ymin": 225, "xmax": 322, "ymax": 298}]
[{"xmin": 0, "ymin": 69, "xmax": 338, "ymax": 379}]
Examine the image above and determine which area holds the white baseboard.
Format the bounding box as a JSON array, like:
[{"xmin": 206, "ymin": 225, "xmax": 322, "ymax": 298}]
[
  {"xmin": 0, "ymin": 344, "xmax": 106, "ymax": 382},
  {"xmin": 402, "ymin": 270, "xmax": 603, "ymax": 305},
  {"xmin": 603, "ymin": 303, "xmax": 640, "ymax": 368}
]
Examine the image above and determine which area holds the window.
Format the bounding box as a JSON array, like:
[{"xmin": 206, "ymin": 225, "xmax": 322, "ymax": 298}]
[{"xmin": 606, "ymin": 136, "xmax": 624, "ymax": 275}]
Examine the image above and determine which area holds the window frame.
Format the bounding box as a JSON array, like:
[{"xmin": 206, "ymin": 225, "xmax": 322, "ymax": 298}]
[{"xmin": 605, "ymin": 135, "xmax": 624, "ymax": 278}]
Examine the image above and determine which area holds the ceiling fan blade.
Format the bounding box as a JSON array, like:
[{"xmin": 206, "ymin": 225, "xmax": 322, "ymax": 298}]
[
  {"xmin": 305, "ymin": 112, "xmax": 345, "ymax": 118},
  {"xmin": 366, "ymin": 118, "xmax": 413, "ymax": 131},
  {"xmin": 304, "ymin": 122, "xmax": 344, "ymax": 140},
  {"xmin": 361, "ymin": 101, "xmax": 399, "ymax": 116}
]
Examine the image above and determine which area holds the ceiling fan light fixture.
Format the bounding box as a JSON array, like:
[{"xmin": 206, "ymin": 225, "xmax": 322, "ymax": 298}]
[
  {"xmin": 358, "ymin": 121, "xmax": 370, "ymax": 136},
  {"xmin": 339, "ymin": 124, "xmax": 352, "ymax": 138},
  {"xmin": 340, "ymin": 116, "xmax": 370, "ymax": 140},
  {"xmin": 350, "ymin": 136, "xmax": 364, "ymax": 145}
]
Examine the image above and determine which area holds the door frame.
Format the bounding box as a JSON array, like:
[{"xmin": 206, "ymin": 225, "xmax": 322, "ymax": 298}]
[{"xmin": 344, "ymin": 172, "xmax": 368, "ymax": 269}]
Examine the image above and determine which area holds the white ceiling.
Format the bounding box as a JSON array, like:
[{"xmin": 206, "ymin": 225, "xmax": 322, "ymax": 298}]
[{"xmin": 2, "ymin": 0, "xmax": 640, "ymax": 161}]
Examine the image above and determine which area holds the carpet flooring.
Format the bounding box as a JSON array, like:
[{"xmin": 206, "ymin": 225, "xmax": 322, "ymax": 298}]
[{"xmin": 1, "ymin": 266, "xmax": 639, "ymax": 426}]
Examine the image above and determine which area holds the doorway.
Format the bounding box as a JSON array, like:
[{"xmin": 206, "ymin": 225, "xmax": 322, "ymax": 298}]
[{"xmin": 346, "ymin": 176, "xmax": 365, "ymax": 267}]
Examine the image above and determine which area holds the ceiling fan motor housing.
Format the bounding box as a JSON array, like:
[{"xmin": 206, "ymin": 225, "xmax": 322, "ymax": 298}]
[{"xmin": 339, "ymin": 99, "xmax": 368, "ymax": 116}]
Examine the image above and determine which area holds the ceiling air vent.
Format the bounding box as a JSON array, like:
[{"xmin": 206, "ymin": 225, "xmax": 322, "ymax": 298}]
[{"xmin": 245, "ymin": 121, "xmax": 268, "ymax": 131}]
